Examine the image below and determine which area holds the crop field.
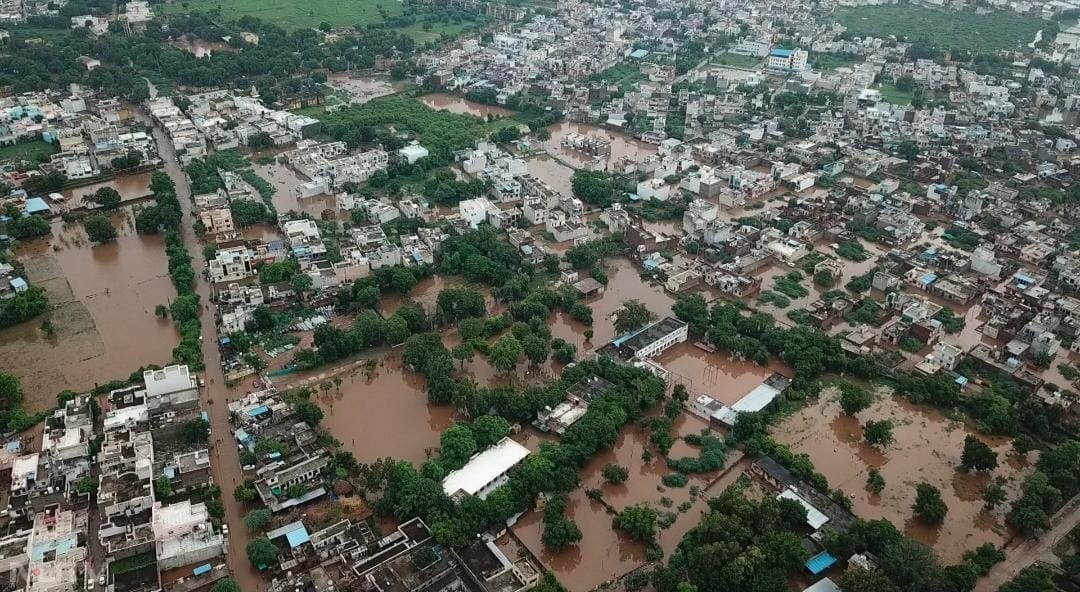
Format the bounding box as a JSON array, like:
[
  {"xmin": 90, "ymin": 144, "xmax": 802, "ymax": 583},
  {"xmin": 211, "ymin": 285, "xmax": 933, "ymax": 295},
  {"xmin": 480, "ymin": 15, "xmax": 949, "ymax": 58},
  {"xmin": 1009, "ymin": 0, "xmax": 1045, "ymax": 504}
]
[
  {"xmin": 163, "ymin": 0, "xmax": 401, "ymax": 30},
  {"xmin": 836, "ymin": 5, "xmax": 1044, "ymax": 52}
]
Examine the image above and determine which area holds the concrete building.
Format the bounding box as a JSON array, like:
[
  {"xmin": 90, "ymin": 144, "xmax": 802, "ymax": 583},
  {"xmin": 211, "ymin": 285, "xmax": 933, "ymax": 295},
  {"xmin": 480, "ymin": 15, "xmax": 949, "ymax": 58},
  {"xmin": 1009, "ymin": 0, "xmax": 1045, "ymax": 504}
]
[{"xmin": 442, "ymin": 437, "xmax": 530, "ymax": 501}]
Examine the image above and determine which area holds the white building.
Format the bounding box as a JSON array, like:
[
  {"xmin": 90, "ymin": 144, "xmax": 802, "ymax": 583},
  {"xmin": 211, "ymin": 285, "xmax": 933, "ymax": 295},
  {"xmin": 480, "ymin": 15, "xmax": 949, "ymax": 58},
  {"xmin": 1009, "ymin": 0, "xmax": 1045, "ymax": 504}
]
[
  {"xmin": 442, "ymin": 437, "xmax": 530, "ymax": 500},
  {"xmin": 398, "ymin": 142, "xmax": 430, "ymax": 164}
]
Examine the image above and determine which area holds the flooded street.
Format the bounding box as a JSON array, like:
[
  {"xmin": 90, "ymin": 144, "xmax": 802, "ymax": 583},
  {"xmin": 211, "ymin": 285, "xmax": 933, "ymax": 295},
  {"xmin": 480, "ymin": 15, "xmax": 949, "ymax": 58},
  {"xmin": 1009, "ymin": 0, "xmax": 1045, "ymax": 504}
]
[
  {"xmin": 251, "ymin": 159, "xmax": 338, "ymax": 218},
  {"xmin": 0, "ymin": 210, "xmax": 179, "ymax": 411},
  {"xmin": 420, "ymin": 93, "xmax": 514, "ymax": 118},
  {"xmin": 774, "ymin": 387, "xmax": 1028, "ymax": 563}
]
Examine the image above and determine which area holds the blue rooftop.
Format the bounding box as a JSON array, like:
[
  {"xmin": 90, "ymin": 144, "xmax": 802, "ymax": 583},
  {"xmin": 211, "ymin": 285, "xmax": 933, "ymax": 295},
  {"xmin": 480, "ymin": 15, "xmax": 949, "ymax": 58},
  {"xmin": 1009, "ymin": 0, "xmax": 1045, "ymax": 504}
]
[
  {"xmin": 805, "ymin": 551, "xmax": 837, "ymax": 575},
  {"xmin": 248, "ymin": 405, "xmax": 270, "ymax": 417},
  {"xmin": 24, "ymin": 197, "xmax": 49, "ymax": 214},
  {"xmin": 770, "ymin": 48, "xmax": 793, "ymax": 57},
  {"xmin": 919, "ymin": 273, "xmax": 938, "ymax": 286},
  {"xmin": 285, "ymin": 525, "xmax": 310, "ymax": 548},
  {"xmin": 630, "ymin": 49, "xmax": 649, "ymax": 59},
  {"xmin": 193, "ymin": 564, "xmax": 212, "ymax": 576}
]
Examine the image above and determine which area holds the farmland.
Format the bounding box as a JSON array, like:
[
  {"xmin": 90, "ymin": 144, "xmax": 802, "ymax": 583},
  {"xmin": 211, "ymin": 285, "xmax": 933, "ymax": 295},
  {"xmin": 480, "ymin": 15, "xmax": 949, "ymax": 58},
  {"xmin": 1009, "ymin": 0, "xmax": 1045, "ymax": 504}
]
[
  {"xmin": 836, "ymin": 5, "xmax": 1044, "ymax": 52},
  {"xmin": 162, "ymin": 0, "xmax": 401, "ymax": 31}
]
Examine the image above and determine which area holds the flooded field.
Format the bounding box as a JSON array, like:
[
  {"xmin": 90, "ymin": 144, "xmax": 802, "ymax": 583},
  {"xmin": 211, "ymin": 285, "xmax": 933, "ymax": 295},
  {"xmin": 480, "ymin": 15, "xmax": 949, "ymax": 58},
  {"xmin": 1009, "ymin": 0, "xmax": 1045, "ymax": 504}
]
[
  {"xmin": 774, "ymin": 387, "xmax": 1028, "ymax": 562},
  {"xmin": 545, "ymin": 122, "xmax": 656, "ymax": 171},
  {"xmin": 1, "ymin": 211, "xmax": 180, "ymax": 411},
  {"xmin": 420, "ymin": 93, "xmax": 514, "ymax": 119},
  {"xmin": 512, "ymin": 413, "xmax": 742, "ymax": 592},
  {"xmin": 62, "ymin": 172, "xmax": 154, "ymax": 207},
  {"xmin": 549, "ymin": 256, "xmax": 676, "ymax": 353},
  {"xmin": 171, "ymin": 36, "xmax": 232, "ymax": 58},
  {"xmin": 317, "ymin": 349, "xmax": 457, "ymax": 465}
]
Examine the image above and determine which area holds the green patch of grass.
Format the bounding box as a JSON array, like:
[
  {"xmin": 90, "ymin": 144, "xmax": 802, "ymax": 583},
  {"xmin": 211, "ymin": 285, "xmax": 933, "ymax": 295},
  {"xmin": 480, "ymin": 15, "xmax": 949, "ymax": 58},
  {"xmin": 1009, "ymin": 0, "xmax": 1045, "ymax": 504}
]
[
  {"xmin": 401, "ymin": 20, "xmax": 468, "ymax": 43},
  {"xmin": 810, "ymin": 52, "xmax": 861, "ymax": 71},
  {"xmin": 712, "ymin": 52, "xmax": 762, "ymax": 69},
  {"xmin": 162, "ymin": 0, "xmax": 401, "ymax": 30},
  {"xmin": 837, "ymin": 5, "xmax": 1043, "ymax": 53},
  {"xmin": 875, "ymin": 83, "xmax": 914, "ymax": 106},
  {"xmin": 0, "ymin": 140, "xmax": 57, "ymax": 165}
]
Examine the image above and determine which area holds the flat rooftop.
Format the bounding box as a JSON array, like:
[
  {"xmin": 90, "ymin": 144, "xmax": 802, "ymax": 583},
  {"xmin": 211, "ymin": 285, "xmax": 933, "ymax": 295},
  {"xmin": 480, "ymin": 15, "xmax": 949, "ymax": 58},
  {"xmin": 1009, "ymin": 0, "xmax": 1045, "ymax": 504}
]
[{"xmin": 442, "ymin": 438, "xmax": 529, "ymax": 499}]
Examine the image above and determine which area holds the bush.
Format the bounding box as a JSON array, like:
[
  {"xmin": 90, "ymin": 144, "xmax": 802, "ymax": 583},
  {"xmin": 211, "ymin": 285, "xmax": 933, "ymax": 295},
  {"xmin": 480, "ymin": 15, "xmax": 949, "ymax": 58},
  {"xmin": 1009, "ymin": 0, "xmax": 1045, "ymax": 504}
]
[
  {"xmin": 602, "ymin": 463, "xmax": 629, "ymax": 484},
  {"xmin": 661, "ymin": 473, "xmax": 688, "ymax": 487}
]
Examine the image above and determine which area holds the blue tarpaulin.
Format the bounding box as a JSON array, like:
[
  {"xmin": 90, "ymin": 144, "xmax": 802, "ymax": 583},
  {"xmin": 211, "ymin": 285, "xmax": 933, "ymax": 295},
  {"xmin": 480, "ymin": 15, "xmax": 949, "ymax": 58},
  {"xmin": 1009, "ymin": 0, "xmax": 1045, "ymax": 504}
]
[
  {"xmin": 248, "ymin": 405, "xmax": 269, "ymax": 417},
  {"xmin": 193, "ymin": 564, "xmax": 211, "ymax": 576}
]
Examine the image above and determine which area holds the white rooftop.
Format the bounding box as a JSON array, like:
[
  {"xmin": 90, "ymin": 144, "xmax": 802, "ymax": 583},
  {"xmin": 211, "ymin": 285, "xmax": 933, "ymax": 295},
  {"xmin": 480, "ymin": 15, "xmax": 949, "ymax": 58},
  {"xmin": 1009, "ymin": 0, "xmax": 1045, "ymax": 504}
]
[
  {"xmin": 442, "ymin": 437, "xmax": 529, "ymax": 499},
  {"xmin": 778, "ymin": 488, "xmax": 829, "ymax": 530},
  {"xmin": 803, "ymin": 578, "xmax": 840, "ymax": 592}
]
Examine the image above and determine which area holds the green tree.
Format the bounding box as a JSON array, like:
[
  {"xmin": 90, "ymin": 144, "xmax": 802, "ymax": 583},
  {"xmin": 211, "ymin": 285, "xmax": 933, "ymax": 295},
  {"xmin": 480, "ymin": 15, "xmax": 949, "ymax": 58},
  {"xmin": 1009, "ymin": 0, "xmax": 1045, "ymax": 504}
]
[
  {"xmin": 83, "ymin": 214, "xmax": 118, "ymax": 243},
  {"xmin": 541, "ymin": 518, "xmax": 582, "ymax": 551},
  {"xmin": 210, "ymin": 580, "xmax": 240, "ymax": 592},
  {"xmin": 489, "ymin": 334, "xmax": 523, "ymax": 375},
  {"xmin": 614, "ymin": 300, "xmax": 655, "ymax": 335},
  {"xmin": 246, "ymin": 537, "xmax": 278, "ymax": 568},
  {"xmin": 244, "ymin": 509, "xmax": 272, "ymax": 531},
  {"xmin": 614, "ymin": 505, "xmax": 657, "ymax": 542},
  {"xmin": 839, "ymin": 383, "xmax": 873, "ymax": 415},
  {"xmin": 154, "ymin": 476, "xmax": 173, "ymax": 499},
  {"xmin": 440, "ymin": 424, "xmax": 478, "ymax": 465},
  {"xmin": 234, "ymin": 482, "xmax": 258, "ymax": 503},
  {"xmin": 867, "ymin": 469, "xmax": 886, "ymax": 494},
  {"xmin": 999, "ymin": 567, "xmax": 1058, "ymax": 592},
  {"xmin": 451, "ymin": 342, "xmax": 474, "ymax": 368},
  {"xmin": 960, "ymin": 435, "xmax": 998, "ymax": 472},
  {"xmin": 863, "ymin": 420, "xmax": 894, "ymax": 447},
  {"xmin": 982, "ymin": 477, "xmax": 1007, "ymax": 509},
  {"xmin": 838, "ymin": 568, "xmax": 901, "ymax": 592},
  {"xmin": 522, "ymin": 334, "xmax": 550, "ymax": 368},
  {"xmin": 913, "ymin": 482, "xmax": 948, "ymax": 524},
  {"xmin": 88, "ymin": 186, "xmax": 122, "ymax": 210},
  {"xmin": 182, "ymin": 418, "xmax": 210, "ymax": 445},
  {"xmin": 602, "ymin": 464, "xmax": 630, "ymax": 484},
  {"xmin": 470, "ymin": 415, "xmax": 510, "ymax": 448}
]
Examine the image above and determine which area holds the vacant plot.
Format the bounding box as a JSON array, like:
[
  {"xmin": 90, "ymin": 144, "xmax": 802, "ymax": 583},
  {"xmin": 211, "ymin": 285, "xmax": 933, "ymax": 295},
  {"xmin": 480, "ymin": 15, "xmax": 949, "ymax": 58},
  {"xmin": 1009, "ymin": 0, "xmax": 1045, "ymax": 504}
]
[
  {"xmin": 836, "ymin": 5, "xmax": 1043, "ymax": 52},
  {"xmin": 0, "ymin": 140, "xmax": 57, "ymax": 165},
  {"xmin": 162, "ymin": 0, "xmax": 400, "ymax": 30},
  {"xmin": 712, "ymin": 52, "xmax": 762, "ymax": 69}
]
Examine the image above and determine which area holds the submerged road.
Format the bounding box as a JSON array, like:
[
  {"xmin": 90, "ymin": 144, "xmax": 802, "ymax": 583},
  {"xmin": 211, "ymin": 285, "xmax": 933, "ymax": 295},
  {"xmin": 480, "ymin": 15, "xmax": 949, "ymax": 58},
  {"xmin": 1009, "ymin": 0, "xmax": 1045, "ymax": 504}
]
[
  {"xmin": 150, "ymin": 120, "xmax": 265, "ymax": 591},
  {"xmin": 974, "ymin": 494, "xmax": 1080, "ymax": 591}
]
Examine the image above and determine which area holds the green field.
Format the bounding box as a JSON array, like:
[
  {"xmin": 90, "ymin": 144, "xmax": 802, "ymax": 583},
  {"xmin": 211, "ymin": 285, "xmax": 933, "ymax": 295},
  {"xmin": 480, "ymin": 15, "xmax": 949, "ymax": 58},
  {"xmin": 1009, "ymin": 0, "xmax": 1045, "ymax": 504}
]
[
  {"xmin": 836, "ymin": 5, "xmax": 1044, "ymax": 52},
  {"xmin": 875, "ymin": 83, "xmax": 913, "ymax": 105},
  {"xmin": 712, "ymin": 52, "xmax": 763, "ymax": 69},
  {"xmin": 809, "ymin": 52, "xmax": 860, "ymax": 71},
  {"xmin": 162, "ymin": 0, "xmax": 402, "ymax": 30},
  {"xmin": 0, "ymin": 140, "xmax": 57, "ymax": 165}
]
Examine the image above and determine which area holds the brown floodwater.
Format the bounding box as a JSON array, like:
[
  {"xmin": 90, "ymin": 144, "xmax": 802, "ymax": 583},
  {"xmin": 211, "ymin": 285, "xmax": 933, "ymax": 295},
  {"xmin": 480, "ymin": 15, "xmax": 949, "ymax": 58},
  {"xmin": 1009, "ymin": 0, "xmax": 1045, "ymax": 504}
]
[
  {"xmin": 420, "ymin": 93, "xmax": 514, "ymax": 119},
  {"xmin": 62, "ymin": 172, "xmax": 154, "ymax": 206},
  {"xmin": 774, "ymin": 387, "xmax": 1027, "ymax": 562},
  {"xmin": 548, "ymin": 257, "xmax": 676, "ymax": 353},
  {"xmin": 653, "ymin": 342, "xmax": 781, "ymax": 405},
  {"xmin": 171, "ymin": 36, "xmax": 233, "ymax": 58},
  {"xmin": 316, "ymin": 349, "xmax": 457, "ymax": 464},
  {"xmin": 525, "ymin": 155, "xmax": 575, "ymax": 197},
  {"xmin": 544, "ymin": 122, "xmax": 656, "ymax": 171},
  {"xmin": 1, "ymin": 212, "xmax": 180, "ymax": 411},
  {"xmin": 251, "ymin": 160, "xmax": 338, "ymax": 218},
  {"xmin": 512, "ymin": 413, "xmax": 737, "ymax": 592}
]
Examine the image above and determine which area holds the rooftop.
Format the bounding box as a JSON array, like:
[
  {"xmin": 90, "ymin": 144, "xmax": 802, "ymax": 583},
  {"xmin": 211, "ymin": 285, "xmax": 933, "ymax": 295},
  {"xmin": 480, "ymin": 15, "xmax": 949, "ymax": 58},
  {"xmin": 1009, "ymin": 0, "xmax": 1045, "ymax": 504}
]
[{"xmin": 442, "ymin": 437, "xmax": 530, "ymax": 499}]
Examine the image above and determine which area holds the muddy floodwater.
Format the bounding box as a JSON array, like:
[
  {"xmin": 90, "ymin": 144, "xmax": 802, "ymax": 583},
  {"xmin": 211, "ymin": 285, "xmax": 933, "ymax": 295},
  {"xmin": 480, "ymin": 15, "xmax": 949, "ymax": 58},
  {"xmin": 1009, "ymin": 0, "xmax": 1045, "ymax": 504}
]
[
  {"xmin": 525, "ymin": 155, "xmax": 576, "ymax": 197},
  {"xmin": 654, "ymin": 342, "xmax": 780, "ymax": 405},
  {"xmin": 544, "ymin": 122, "xmax": 656, "ymax": 171},
  {"xmin": 1, "ymin": 212, "xmax": 180, "ymax": 411},
  {"xmin": 420, "ymin": 93, "xmax": 514, "ymax": 119},
  {"xmin": 512, "ymin": 413, "xmax": 744, "ymax": 592},
  {"xmin": 62, "ymin": 172, "xmax": 154, "ymax": 207},
  {"xmin": 549, "ymin": 256, "xmax": 676, "ymax": 353},
  {"xmin": 774, "ymin": 387, "xmax": 1028, "ymax": 562},
  {"xmin": 316, "ymin": 349, "xmax": 457, "ymax": 465},
  {"xmin": 251, "ymin": 159, "xmax": 338, "ymax": 218}
]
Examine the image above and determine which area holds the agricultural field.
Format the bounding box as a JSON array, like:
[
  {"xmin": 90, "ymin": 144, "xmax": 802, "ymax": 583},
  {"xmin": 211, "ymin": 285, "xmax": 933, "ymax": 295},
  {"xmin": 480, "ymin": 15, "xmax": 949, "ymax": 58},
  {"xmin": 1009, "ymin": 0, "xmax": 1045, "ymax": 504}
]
[
  {"xmin": 836, "ymin": 5, "xmax": 1045, "ymax": 52},
  {"xmin": 0, "ymin": 139, "xmax": 58, "ymax": 165},
  {"xmin": 162, "ymin": 0, "xmax": 401, "ymax": 31}
]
